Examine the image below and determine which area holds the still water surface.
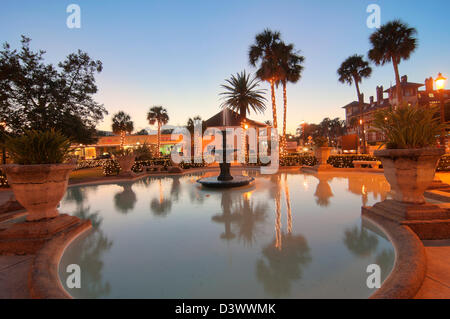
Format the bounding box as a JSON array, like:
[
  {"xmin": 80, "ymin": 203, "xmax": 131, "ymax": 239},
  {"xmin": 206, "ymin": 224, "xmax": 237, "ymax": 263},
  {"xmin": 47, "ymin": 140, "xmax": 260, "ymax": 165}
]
[{"xmin": 59, "ymin": 170, "xmax": 394, "ymax": 298}]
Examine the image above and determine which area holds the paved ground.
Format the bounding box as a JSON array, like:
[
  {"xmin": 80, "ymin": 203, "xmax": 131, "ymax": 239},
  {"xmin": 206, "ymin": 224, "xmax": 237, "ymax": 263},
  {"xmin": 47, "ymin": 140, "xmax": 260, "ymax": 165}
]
[
  {"xmin": 0, "ymin": 255, "xmax": 32, "ymax": 298},
  {"xmin": 415, "ymin": 240, "xmax": 450, "ymax": 299}
]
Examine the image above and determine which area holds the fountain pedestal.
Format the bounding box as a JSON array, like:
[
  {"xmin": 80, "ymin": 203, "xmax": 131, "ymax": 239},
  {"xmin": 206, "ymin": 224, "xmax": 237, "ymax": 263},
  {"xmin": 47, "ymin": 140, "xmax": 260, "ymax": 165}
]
[{"xmin": 197, "ymin": 129, "xmax": 254, "ymax": 188}]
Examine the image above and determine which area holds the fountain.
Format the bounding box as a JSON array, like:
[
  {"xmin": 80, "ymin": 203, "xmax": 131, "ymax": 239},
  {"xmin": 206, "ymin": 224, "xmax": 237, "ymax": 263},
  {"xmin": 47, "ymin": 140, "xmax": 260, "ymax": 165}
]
[{"xmin": 197, "ymin": 109, "xmax": 254, "ymax": 188}]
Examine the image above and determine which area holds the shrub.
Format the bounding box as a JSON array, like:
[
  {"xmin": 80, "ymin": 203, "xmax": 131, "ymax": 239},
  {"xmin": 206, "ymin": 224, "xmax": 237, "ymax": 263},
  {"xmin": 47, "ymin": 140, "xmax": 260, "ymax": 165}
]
[
  {"xmin": 135, "ymin": 143, "xmax": 158, "ymax": 161},
  {"xmin": 102, "ymin": 159, "xmax": 120, "ymax": 176},
  {"xmin": 280, "ymin": 155, "xmax": 317, "ymax": 167},
  {"xmin": 437, "ymin": 154, "xmax": 450, "ymax": 171},
  {"xmin": 313, "ymin": 136, "xmax": 328, "ymax": 148},
  {"xmin": 327, "ymin": 155, "xmax": 380, "ymax": 168},
  {"xmin": 373, "ymin": 105, "xmax": 446, "ymax": 149},
  {"xmin": 3, "ymin": 129, "xmax": 71, "ymax": 164},
  {"xmin": 0, "ymin": 169, "xmax": 8, "ymax": 187},
  {"xmin": 113, "ymin": 148, "xmax": 135, "ymax": 157}
]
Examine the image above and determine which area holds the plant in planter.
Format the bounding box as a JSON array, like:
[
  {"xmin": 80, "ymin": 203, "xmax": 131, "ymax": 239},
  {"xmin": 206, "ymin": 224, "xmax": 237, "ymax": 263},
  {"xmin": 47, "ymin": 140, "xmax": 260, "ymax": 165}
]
[
  {"xmin": 1, "ymin": 130, "xmax": 74, "ymax": 221},
  {"xmin": 313, "ymin": 136, "xmax": 332, "ymax": 170},
  {"xmin": 372, "ymin": 105, "xmax": 447, "ymax": 204},
  {"xmin": 113, "ymin": 148, "xmax": 136, "ymax": 176}
]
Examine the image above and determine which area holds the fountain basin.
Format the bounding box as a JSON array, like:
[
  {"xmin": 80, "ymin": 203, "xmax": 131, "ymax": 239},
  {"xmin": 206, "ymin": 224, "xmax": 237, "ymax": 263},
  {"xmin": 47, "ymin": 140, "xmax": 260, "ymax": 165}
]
[{"xmin": 197, "ymin": 175, "xmax": 254, "ymax": 188}]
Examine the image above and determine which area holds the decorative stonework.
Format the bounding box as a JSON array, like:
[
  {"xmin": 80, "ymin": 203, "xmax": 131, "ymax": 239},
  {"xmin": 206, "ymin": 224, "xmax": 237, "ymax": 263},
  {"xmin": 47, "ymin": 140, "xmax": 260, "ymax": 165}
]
[
  {"xmin": 374, "ymin": 148, "xmax": 444, "ymax": 204},
  {"xmin": 2, "ymin": 164, "xmax": 75, "ymax": 221},
  {"xmin": 117, "ymin": 155, "xmax": 135, "ymax": 177}
]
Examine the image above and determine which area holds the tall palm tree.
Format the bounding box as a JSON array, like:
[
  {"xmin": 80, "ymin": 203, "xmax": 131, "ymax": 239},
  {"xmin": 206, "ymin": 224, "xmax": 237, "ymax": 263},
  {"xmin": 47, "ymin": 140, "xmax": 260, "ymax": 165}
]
[
  {"xmin": 249, "ymin": 29, "xmax": 282, "ymax": 129},
  {"xmin": 147, "ymin": 106, "xmax": 169, "ymax": 157},
  {"xmin": 337, "ymin": 54, "xmax": 372, "ymax": 153},
  {"xmin": 368, "ymin": 19, "xmax": 418, "ymax": 106},
  {"xmin": 111, "ymin": 111, "xmax": 134, "ymax": 148},
  {"xmin": 220, "ymin": 71, "xmax": 267, "ymax": 119},
  {"xmin": 275, "ymin": 42, "xmax": 305, "ymax": 138}
]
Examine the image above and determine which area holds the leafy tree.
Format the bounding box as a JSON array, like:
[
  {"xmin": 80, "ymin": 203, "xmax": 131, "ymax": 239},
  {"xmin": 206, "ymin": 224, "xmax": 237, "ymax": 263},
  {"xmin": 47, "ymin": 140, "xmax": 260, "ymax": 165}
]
[
  {"xmin": 368, "ymin": 20, "xmax": 418, "ymax": 105},
  {"xmin": 147, "ymin": 106, "xmax": 169, "ymax": 157},
  {"xmin": 249, "ymin": 29, "xmax": 283, "ymax": 129},
  {"xmin": 337, "ymin": 54, "xmax": 372, "ymax": 153},
  {"xmin": 135, "ymin": 129, "xmax": 148, "ymax": 135},
  {"xmin": 220, "ymin": 71, "xmax": 266, "ymax": 119},
  {"xmin": 0, "ymin": 36, "xmax": 106, "ymax": 142},
  {"xmin": 111, "ymin": 111, "xmax": 133, "ymax": 148}
]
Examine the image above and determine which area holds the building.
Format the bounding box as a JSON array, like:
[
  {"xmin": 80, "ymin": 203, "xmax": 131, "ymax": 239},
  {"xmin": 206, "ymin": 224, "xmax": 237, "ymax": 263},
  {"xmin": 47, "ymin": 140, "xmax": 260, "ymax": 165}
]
[
  {"xmin": 342, "ymin": 75, "xmax": 450, "ymax": 146},
  {"xmin": 73, "ymin": 109, "xmax": 269, "ymax": 160},
  {"xmin": 73, "ymin": 134, "xmax": 182, "ymax": 159}
]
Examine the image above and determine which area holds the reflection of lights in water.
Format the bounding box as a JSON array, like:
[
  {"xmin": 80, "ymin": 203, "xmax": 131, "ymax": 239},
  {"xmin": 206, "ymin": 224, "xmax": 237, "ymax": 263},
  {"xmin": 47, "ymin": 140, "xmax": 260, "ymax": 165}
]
[
  {"xmin": 362, "ymin": 185, "xmax": 366, "ymax": 195},
  {"xmin": 284, "ymin": 175, "xmax": 292, "ymax": 234},
  {"xmin": 275, "ymin": 191, "xmax": 282, "ymax": 250},
  {"xmin": 244, "ymin": 192, "xmax": 252, "ymax": 200},
  {"xmin": 303, "ymin": 180, "xmax": 308, "ymax": 190},
  {"xmin": 159, "ymin": 179, "xmax": 164, "ymax": 204}
]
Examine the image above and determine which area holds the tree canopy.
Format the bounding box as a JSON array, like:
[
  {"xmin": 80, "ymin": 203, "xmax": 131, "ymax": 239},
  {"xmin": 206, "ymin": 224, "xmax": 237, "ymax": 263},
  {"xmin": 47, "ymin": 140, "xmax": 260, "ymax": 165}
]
[{"xmin": 0, "ymin": 36, "xmax": 107, "ymax": 143}]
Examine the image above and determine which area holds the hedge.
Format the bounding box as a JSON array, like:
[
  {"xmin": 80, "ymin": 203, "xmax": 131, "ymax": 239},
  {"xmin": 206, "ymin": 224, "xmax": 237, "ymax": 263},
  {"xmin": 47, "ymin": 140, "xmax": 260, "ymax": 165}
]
[{"xmin": 327, "ymin": 155, "xmax": 380, "ymax": 168}]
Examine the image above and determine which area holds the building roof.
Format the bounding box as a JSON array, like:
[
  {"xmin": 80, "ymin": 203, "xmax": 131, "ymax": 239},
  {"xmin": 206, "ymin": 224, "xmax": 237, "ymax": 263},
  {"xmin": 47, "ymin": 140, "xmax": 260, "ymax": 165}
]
[
  {"xmin": 342, "ymin": 99, "xmax": 391, "ymax": 116},
  {"xmin": 341, "ymin": 101, "xmax": 370, "ymax": 109},
  {"xmin": 384, "ymin": 82, "xmax": 424, "ymax": 92},
  {"xmin": 204, "ymin": 108, "xmax": 268, "ymax": 128}
]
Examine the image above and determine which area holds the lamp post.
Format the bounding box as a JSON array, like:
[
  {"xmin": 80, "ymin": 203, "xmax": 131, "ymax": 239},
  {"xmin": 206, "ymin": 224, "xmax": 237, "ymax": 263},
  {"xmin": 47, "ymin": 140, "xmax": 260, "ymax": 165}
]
[{"xmin": 435, "ymin": 73, "xmax": 447, "ymax": 148}]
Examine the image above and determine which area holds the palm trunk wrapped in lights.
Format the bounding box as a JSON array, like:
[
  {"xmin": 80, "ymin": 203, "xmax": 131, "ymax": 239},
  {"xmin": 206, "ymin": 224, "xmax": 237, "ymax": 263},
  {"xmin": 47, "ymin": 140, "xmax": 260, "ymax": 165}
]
[
  {"xmin": 270, "ymin": 79, "xmax": 278, "ymax": 129},
  {"xmin": 157, "ymin": 122, "xmax": 161, "ymax": 158},
  {"xmin": 120, "ymin": 131, "xmax": 125, "ymax": 149}
]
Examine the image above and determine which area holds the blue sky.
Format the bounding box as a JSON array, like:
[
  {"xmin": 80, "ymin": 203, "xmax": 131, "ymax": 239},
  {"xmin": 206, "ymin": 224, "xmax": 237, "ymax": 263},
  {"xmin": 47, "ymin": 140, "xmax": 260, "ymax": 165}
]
[{"xmin": 1, "ymin": 0, "xmax": 449, "ymax": 133}]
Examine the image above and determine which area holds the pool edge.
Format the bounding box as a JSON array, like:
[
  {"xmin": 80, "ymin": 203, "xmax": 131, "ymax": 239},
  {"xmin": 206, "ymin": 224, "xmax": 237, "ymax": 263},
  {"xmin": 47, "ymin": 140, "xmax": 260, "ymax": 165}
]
[
  {"xmin": 362, "ymin": 209, "xmax": 427, "ymax": 299},
  {"xmin": 29, "ymin": 219, "xmax": 92, "ymax": 299}
]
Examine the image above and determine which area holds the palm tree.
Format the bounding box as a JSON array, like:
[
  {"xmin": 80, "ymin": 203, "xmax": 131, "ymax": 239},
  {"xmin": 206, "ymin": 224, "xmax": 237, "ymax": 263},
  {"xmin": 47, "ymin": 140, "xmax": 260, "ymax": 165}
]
[
  {"xmin": 275, "ymin": 42, "xmax": 305, "ymax": 138},
  {"xmin": 111, "ymin": 111, "xmax": 134, "ymax": 148},
  {"xmin": 337, "ymin": 54, "xmax": 372, "ymax": 153},
  {"xmin": 220, "ymin": 71, "xmax": 267, "ymax": 119},
  {"xmin": 147, "ymin": 106, "xmax": 169, "ymax": 157},
  {"xmin": 368, "ymin": 19, "xmax": 418, "ymax": 106},
  {"xmin": 249, "ymin": 29, "xmax": 282, "ymax": 129}
]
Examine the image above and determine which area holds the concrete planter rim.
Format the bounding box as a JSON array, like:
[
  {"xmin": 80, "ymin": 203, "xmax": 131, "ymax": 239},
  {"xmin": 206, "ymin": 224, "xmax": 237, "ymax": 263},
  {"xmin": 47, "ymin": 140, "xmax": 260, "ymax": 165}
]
[
  {"xmin": 1, "ymin": 163, "xmax": 76, "ymax": 174},
  {"xmin": 374, "ymin": 147, "xmax": 444, "ymax": 158}
]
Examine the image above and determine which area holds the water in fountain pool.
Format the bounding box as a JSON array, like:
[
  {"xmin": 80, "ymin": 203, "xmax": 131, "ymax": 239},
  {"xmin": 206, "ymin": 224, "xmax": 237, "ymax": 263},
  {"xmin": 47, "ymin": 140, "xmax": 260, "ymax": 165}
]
[{"xmin": 58, "ymin": 170, "xmax": 394, "ymax": 298}]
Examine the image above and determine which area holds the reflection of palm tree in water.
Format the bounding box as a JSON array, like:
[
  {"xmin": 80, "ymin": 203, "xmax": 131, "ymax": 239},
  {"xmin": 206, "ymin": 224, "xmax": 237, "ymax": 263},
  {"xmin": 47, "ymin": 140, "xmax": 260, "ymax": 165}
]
[
  {"xmin": 212, "ymin": 190, "xmax": 267, "ymax": 244},
  {"xmin": 68, "ymin": 205, "xmax": 113, "ymax": 298},
  {"xmin": 343, "ymin": 225, "xmax": 379, "ymax": 257},
  {"xmin": 274, "ymin": 174, "xmax": 293, "ymax": 250},
  {"xmin": 256, "ymin": 174, "xmax": 311, "ymax": 297},
  {"xmin": 170, "ymin": 176, "xmax": 181, "ymax": 202},
  {"xmin": 113, "ymin": 183, "xmax": 137, "ymax": 214},
  {"xmin": 212, "ymin": 191, "xmax": 239, "ymax": 240},
  {"xmin": 256, "ymin": 233, "xmax": 311, "ymax": 297},
  {"xmin": 234, "ymin": 192, "xmax": 267, "ymax": 246},
  {"xmin": 150, "ymin": 178, "xmax": 172, "ymax": 217}
]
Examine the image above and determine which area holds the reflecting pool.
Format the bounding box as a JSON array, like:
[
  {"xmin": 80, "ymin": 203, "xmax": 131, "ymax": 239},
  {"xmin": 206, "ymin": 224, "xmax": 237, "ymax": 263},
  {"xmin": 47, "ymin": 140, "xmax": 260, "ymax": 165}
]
[{"xmin": 58, "ymin": 170, "xmax": 394, "ymax": 298}]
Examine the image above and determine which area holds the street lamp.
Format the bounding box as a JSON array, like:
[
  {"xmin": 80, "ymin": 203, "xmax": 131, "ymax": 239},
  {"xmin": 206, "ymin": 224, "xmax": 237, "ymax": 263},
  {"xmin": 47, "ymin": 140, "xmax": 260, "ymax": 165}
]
[{"xmin": 435, "ymin": 73, "xmax": 447, "ymax": 147}]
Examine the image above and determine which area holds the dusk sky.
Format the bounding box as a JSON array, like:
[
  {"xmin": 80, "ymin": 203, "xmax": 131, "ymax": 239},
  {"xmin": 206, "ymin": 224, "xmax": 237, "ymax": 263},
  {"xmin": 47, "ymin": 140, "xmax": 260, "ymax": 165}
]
[{"xmin": 1, "ymin": 0, "xmax": 449, "ymax": 134}]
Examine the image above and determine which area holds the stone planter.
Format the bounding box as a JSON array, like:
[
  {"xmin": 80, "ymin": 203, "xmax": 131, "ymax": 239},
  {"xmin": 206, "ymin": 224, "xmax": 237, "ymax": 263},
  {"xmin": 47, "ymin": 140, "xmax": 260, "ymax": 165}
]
[
  {"xmin": 117, "ymin": 155, "xmax": 135, "ymax": 176},
  {"xmin": 374, "ymin": 148, "xmax": 444, "ymax": 204},
  {"xmin": 1, "ymin": 163, "xmax": 75, "ymax": 221},
  {"xmin": 314, "ymin": 147, "xmax": 332, "ymax": 166}
]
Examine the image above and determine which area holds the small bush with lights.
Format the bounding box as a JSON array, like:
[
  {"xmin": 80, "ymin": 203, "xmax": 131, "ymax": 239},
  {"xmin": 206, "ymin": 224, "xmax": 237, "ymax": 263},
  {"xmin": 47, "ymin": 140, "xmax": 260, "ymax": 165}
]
[
  {"xmin": 437, "ymin": 154, "xmax": 450, "ymax": 172},
  {"xmin": 0, "ymin": 169, "xmax": 8, "ymax": 187},
  {"xmin": 102, "ymin": 159, "xmax": 121, "ymax": 176}
]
